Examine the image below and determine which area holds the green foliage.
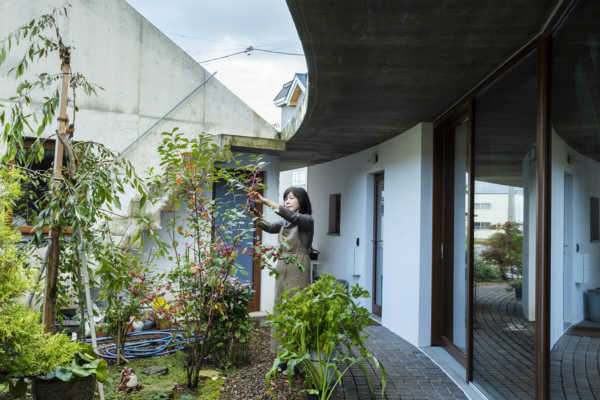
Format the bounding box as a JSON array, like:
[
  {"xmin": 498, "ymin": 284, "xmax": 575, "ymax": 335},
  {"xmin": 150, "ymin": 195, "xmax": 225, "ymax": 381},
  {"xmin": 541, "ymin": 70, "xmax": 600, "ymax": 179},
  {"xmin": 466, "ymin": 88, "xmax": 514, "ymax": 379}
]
[
  {"xmin": 95, "ymin": 247, "xmax": 162, "ymax": 364},
  {"xmin": 0, "ymin": 167, "xmax": 29, "ymax": 305},
  {"xmin": 143, "ymin": 130, "xmax": 297, "ymax": 389},
  {"xmin": 40, "ymin": 345, "xmax": 107, "ymax": 383},
  {"xmin": 474, "ymin": 259, "xmax": 503, "ymax": 283},
  {"xmin": 1, "ymin": 6, "xmax": 145, "ymax": 331},
  {"xmin": 0, "ymin": 170, "xmax": 105, "ymax": 397},
  {"xmin": 0, "ymin": 303, "xmax": 80, "ymax": 380},
  {"xmin": 267, "ymin": 275, "xmax": 386, "ymax": 400},
  {"xmin": 480, "ymin": 221, "xmax": 523, "ymax": 281}
]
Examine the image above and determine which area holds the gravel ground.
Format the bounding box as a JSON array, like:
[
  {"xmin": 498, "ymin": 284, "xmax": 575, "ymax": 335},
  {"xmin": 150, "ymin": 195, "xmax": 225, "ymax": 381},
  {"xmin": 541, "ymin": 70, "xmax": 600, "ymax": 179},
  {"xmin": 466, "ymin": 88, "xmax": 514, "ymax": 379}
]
[{"xmin": 220, "ymin": 326, "xmax": 306, "ymax": 400}]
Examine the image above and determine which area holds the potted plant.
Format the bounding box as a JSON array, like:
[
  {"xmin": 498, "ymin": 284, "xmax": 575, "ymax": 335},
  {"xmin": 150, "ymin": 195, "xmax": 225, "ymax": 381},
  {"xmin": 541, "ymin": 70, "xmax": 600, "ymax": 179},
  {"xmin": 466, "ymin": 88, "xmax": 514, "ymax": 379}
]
[
  {"xmin": 509, "ymin": 279, "xmax": 523, "ymax": 299},
  {"xmin": 30, "ymin": 345, "xmax": 108, "ymax": 400},
  {"xmin": 267, "ymin": 275, "xmax": 386, "ymax": 400}
]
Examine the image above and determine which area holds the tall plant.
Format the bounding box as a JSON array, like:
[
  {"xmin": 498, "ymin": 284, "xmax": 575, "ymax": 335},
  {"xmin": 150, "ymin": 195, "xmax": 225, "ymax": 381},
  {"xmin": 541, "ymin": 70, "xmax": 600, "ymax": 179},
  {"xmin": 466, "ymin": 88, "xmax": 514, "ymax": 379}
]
[
  {"xmin": 143, "ymin": 129, "xmax": 296, "ymax": 388},
  {"xmin": 0, "ymin": 7, "xmax": 147, "ymax": 332},
  {"xmin": 0, "ymin": 166, "xmax": 99, "ymax": 398}
]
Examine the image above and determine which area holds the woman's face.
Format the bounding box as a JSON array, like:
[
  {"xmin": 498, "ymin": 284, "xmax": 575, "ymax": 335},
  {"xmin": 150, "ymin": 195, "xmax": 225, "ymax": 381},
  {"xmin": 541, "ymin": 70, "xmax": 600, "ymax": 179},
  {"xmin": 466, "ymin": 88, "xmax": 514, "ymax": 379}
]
[{"xmin": 284, "ymin": 192, "xmax": 300, "ymax": 212}]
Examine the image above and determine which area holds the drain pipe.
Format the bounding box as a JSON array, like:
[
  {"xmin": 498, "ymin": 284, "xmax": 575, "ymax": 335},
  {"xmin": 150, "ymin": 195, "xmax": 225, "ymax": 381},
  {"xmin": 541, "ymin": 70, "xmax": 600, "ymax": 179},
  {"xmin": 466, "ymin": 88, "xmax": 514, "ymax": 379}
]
[{"xmin": 121, "ymin": 71, "xmax": 217, "ymax": 155}]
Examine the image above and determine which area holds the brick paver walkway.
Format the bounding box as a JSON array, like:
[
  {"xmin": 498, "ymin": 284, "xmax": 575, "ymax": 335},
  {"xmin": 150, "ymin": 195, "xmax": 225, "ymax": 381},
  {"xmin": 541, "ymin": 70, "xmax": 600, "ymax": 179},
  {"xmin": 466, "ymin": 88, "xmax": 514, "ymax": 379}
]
[
  {"xmin": 472, "ymin": 283, "xmax": 600, "ymax": 400},
  {"xmin": 550, "ymin": 332, "xmax": 600, "ymax": 399},
  {"xmin": 338, "ymin": 325, "xmax": 467, "ymax": 399},
  {"xmin": 472, "ymin": 283, "xmax": 535, "ymax": 399}
]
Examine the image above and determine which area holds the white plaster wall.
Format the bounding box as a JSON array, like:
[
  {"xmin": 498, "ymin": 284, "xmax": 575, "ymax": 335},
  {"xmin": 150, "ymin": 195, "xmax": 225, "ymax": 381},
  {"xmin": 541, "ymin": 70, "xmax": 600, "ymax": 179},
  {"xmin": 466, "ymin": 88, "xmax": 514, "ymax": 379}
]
[
  {"xmin": 550, "ymin": 132, "xmax": 600, "ymax": 348},
  {"xmin": 307, "ymin": 123, "xmax": 433, "ymax": 347}
]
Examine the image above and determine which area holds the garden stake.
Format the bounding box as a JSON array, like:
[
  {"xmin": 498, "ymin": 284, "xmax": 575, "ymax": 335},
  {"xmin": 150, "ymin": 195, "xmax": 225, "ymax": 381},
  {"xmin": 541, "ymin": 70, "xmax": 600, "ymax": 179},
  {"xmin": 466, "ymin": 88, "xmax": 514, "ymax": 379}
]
[{"xmin": 78, "ymin": 229, "xmax": 105, "ymax": 400}]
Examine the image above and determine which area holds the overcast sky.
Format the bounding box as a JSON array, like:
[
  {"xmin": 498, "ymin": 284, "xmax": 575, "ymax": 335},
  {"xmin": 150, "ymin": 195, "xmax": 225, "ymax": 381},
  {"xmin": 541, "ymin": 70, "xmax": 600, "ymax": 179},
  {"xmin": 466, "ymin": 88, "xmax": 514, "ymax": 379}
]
[{"xmin": 125, "ymin": 0, "xmax": 307, "ymax": 128}]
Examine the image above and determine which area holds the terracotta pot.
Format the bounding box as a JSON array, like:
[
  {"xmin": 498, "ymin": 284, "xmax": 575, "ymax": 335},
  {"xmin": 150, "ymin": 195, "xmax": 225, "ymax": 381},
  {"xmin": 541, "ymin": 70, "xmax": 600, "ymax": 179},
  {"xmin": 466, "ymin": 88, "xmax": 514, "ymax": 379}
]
[{"xmin": 32, "ymin": 375, "xmax": 96, "ymax": 400}]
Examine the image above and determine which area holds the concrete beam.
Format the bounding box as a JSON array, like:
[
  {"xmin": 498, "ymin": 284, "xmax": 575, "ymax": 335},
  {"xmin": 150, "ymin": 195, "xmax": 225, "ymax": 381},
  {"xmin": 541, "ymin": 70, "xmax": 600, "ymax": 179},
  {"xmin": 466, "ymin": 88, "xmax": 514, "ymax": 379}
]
[{"xmin": 217, "ymin": 134, "xmax": 286, "ymax": 154}]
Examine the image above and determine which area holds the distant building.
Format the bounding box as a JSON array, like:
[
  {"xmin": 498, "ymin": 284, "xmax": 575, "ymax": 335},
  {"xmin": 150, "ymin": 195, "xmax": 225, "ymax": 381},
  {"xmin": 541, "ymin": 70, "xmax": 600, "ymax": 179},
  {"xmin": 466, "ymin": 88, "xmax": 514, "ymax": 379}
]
[{"xmin": 274, "ymin": 73, "xmax": 308, "ymax": 200}]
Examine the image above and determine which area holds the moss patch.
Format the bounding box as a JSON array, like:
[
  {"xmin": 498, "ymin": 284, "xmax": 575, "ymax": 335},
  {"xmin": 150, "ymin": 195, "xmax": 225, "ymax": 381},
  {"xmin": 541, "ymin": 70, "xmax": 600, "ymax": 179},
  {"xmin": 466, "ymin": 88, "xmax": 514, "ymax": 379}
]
[{"xmin": 102, "ymin": 354, "xmax": 222, "ymax": 400}]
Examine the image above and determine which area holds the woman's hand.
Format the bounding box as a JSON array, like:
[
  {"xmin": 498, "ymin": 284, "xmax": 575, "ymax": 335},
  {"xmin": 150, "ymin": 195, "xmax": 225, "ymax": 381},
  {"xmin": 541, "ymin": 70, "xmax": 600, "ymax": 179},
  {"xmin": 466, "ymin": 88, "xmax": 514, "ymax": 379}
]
[
  {"xmin": 249, "ymin": 191, "xmax": 266, "ymax": 204},
  {"xmin": 249, "ymin": 192, "xmax": 277, "ymax": 210}
]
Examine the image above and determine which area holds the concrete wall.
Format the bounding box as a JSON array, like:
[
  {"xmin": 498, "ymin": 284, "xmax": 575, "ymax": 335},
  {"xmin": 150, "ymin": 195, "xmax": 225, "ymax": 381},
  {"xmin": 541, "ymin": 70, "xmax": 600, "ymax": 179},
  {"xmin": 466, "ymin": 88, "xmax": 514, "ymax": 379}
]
[
  {"xmin": 550, "ymin": 132, "xmax": 600, "ymax": 347},
  {"xmin": 307, "ymin": 123, "xmax": 433, "ymax": 347},
  {"xmin": 0, "ymin": 0, "xmax": 281, "ymax": 310},
  {"xmin": 0, "ymin": 0, "xmax": 278, "ymax": 165}
]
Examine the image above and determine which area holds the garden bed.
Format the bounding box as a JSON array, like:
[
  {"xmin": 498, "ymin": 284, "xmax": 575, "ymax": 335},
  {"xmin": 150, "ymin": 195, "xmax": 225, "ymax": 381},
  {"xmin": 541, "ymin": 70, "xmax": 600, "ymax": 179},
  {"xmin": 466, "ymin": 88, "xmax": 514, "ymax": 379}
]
[{"xmin": 98, "ymin": 326, "xmax": 306, "ymax": 400}]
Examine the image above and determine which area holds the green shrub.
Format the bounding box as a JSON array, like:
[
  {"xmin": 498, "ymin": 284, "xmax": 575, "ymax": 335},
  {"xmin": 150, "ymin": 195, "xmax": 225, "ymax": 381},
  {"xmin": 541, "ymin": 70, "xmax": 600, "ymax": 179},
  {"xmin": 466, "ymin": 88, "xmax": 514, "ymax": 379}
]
[
  {"xmin": 0, "ymin": 167, "xmax": 106, "ymax": 397},
  {"xmin": 474, "ymin": 259, "xmax": 503, "ymax": 282},
  {"xmin": 267, "ymin": 275, "xmax": 385, "ymax": 400}
]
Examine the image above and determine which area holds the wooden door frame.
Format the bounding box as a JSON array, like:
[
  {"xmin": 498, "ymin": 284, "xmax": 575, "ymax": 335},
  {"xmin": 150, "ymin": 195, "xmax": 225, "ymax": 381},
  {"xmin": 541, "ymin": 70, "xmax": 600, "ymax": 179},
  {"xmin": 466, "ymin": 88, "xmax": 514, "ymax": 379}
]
[
  {"xmin": 431, "ymin": 103, "xmax": 473, "ymax": 370},
  {"xmin": 212, "ymin": 170, "xmax": 264, "ymax": 312},
  {"xmin": 372, "ymin": 172, "xmax": 384, "ymax": 317}
]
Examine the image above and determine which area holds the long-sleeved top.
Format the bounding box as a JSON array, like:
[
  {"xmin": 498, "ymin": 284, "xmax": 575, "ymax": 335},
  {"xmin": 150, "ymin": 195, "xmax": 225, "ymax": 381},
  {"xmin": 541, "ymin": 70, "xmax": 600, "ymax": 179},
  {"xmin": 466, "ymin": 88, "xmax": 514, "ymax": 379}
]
[{"xmin": 258, "ymin": 205, "xmax": 314, "ymax": 251}]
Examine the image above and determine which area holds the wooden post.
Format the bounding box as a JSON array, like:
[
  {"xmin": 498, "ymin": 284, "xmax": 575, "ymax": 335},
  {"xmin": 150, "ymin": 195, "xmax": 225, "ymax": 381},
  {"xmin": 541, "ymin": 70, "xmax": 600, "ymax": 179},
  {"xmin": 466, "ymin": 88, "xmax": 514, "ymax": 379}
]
[{"xmin": 42, "ymin": 46, "xmax": 70, "ymax": 333}]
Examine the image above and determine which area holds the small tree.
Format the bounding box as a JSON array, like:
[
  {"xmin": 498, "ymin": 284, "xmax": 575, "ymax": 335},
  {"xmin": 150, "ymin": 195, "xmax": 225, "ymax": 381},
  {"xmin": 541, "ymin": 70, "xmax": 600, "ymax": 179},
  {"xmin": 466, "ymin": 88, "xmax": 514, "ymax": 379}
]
[
  {"xmin": 480, "ymin": 221, "xmax": 523, "ymax": 281},
  {"xmin": 144, "ymin": 129, "xmax": 297, "ymax": 389},
  {"xmin": 0, "ymin": 7, "xmax": 147, "ymax": 333}
]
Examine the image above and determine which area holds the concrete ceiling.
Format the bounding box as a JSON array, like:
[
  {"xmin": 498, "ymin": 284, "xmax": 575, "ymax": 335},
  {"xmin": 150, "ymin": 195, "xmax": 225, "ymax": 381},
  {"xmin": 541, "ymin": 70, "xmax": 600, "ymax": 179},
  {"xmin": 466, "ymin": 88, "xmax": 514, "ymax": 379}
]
[{"xmin": 282, "ymin": 0, "xmax": 558, "ymax": 168}]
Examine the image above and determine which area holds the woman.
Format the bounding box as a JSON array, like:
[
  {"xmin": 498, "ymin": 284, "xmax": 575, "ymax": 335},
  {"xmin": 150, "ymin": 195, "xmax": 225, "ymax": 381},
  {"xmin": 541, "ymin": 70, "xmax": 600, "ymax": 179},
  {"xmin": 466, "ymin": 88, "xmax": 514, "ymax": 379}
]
[{"xmin": 249, "ymin": 187, "xmax": 313, "ymax": 300}]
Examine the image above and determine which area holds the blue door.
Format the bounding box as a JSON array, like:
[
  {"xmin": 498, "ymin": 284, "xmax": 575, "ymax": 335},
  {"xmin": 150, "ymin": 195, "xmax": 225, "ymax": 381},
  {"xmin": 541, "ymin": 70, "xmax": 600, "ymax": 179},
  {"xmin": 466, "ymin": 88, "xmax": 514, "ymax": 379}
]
[{"xmin": 213, "ymin": 179, "xmax": 260, "ymax": 310}]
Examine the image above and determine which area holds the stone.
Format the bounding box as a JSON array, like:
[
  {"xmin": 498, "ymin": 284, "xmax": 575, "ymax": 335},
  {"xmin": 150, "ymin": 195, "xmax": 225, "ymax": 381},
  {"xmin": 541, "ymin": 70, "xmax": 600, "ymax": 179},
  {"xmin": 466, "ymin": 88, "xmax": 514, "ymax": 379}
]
[
  {"xmin": 142, "ymin": 366, "xmax": 169, "ymax": 376},
  {"xmin": 197, "ymin": 369, "xmax": 221, "ymax": 380}
]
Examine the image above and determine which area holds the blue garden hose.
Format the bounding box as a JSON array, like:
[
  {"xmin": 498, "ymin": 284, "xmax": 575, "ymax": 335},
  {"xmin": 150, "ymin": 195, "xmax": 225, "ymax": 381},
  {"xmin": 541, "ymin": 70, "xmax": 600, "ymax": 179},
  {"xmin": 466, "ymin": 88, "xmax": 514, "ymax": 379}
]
[{"xmin": 86, "ymin": 329, "xmax": 191, "ymax": 360}]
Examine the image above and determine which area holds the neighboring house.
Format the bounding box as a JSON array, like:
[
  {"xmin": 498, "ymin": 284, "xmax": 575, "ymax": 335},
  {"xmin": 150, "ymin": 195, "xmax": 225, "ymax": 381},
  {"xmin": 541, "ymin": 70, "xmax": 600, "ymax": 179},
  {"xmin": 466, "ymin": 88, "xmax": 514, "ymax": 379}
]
[
  {"xmin": 281, "ymin": 1, "xmax": 600, "ymax": 399},
  {"xmin": 0, "ymin": 0, "xmax": 285, "ymax": 313},
  {"xmin": 274, "ymin": 73, "xmax": 308, "ymax": 201},
  {"xmin": 473, "ymin": 182, "xmax": 524, "ymax": 240}
]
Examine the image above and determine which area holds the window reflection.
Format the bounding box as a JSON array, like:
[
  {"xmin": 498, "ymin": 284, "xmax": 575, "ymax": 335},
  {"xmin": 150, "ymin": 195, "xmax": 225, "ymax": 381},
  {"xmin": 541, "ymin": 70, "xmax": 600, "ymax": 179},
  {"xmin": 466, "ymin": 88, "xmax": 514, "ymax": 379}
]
[
  {"xmin": 550, "ymin": 1, "xmax": 600, "ymax": 398},
  {"xmin": 473, "ymin": 51, "xmax": 537, "ymax": 399}
]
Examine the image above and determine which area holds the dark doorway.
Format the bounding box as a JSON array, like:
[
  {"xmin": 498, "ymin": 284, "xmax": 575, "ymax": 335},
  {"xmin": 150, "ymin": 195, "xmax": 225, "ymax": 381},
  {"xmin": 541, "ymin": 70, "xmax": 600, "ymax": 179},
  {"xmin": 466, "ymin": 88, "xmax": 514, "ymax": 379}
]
[{"xmin": 372, "ymin": 173, "xmax": 384, "ymax": 317}]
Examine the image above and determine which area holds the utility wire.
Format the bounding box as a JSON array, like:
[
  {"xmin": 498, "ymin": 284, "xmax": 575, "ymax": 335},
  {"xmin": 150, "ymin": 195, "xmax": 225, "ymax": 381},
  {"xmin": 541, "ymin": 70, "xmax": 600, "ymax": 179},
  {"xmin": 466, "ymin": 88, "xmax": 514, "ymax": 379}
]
[{"xmin": 197, "ymin": 46, "xmax": 304, "ymax": 64}]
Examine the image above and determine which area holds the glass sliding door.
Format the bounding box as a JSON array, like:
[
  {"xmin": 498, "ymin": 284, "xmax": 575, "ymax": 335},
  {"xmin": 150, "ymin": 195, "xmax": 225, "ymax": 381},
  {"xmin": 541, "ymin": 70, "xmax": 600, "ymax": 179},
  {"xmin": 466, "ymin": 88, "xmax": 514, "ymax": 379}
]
[
  {"xmin": 432, "ymin": 115, "xmax": 470, "ymax": 364},
  {"xmin": 473, "ymin": 50, "xmax": 538, "ymax": 399},
  {"xmin": 550, "ymin": 1, "xmax": 600, "ymax": 398}
]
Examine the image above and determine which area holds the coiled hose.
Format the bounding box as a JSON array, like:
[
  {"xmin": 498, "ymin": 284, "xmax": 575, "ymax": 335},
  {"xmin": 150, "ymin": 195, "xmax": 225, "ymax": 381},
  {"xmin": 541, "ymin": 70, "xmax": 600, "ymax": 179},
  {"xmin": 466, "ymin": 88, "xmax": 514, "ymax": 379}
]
[{"xmin": 86, "ymin": 329, "xmax": 189, "ymax": 360}]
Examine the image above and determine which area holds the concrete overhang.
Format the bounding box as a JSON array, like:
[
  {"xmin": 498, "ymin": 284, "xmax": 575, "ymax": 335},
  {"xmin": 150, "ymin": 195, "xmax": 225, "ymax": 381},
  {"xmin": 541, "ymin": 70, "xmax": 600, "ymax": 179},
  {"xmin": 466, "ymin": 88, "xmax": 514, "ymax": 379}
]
[
  {"xmin": 282, "ymin": 0, "xmax": 559, "ymax": 169},
  {"xmin": 217, "ymin": 134, "xmax": 286, "ymax": 155}
]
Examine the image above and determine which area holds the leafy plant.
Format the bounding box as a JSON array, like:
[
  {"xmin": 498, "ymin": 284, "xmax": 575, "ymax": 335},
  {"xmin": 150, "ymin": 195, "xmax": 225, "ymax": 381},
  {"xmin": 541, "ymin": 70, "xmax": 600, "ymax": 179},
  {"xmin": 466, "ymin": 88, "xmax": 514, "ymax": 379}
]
[
  {"xmin": 267, "ymin": 275, "xmax": 386, "ymax": 400},
  {"xmin": 0, "ymin": 167, "xmax": 104, "ymax": 398},
  {"xmin": 0, "ymin": 6, "xmax": 147, "ymax": 334},
  {"xmin": 142, "ymin": 130, "xmax": 296, "ymax": 389},
  {"xmin": 480, "ymin": 221, "xmax": 523, "ymax": 281},
  {"xmin": 96, "ymin": 248, "xmax": 162, "ymax": 364},
  {"xmin": 39, "ymin": 345, "xmax": 108, "ymax": 383},
  {"xmin": 474, "ymin": 259, "xmax": 503, "ymax": 283}
]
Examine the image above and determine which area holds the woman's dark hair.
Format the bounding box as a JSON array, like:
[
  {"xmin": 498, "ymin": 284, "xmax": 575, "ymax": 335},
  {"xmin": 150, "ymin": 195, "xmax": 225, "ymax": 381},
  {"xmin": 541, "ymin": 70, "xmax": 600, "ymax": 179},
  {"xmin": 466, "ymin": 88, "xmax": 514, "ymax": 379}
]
[{"xmin": 283, "ymin": 187, "xmax": 312, "ymax": 215}]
